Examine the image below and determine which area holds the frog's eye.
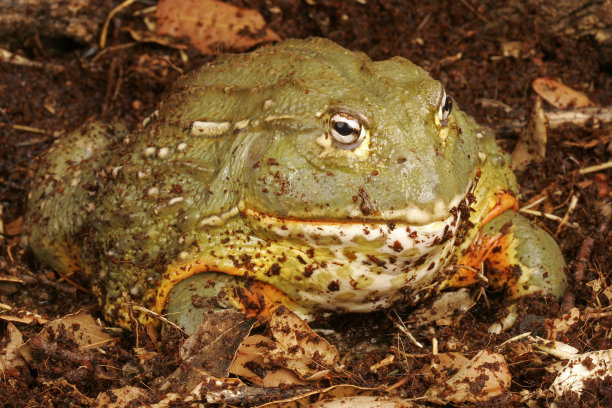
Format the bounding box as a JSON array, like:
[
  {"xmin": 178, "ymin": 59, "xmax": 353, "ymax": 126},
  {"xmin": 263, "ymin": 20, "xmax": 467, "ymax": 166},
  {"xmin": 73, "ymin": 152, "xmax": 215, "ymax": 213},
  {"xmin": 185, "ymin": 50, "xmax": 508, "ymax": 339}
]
[
  {"xmin": 329, "ymin": 113, "xmax": 365, "ymax": 149},
  {"xmin": 437, "ymin": 89, "xmax": 453, "ymax": 125}
]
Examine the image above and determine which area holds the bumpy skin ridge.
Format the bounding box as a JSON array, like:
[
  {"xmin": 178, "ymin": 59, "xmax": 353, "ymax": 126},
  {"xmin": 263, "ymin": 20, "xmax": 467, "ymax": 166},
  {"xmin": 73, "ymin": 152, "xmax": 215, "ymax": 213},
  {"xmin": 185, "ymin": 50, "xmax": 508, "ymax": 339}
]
[{"xmin": 23, "ymin": 38, "xmax": 566, "ymax": 330}]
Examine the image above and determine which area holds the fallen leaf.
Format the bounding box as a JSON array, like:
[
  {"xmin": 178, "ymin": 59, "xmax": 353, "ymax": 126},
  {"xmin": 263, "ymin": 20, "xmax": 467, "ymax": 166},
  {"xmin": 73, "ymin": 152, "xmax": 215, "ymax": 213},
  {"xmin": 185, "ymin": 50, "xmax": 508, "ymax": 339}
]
[
  {"xmin": 43, "ymin": 310, "xmax": 116, "ymax": 350},
  {"xmin": 511, "ymin": 97, "xmax": 547, "ymax": 171},
  {"xmin": 547, "ymin": 307, "xmax": 580, "ymax": 340},
  {"xmin": 161, "ymin": 309, "xmax": 255, "ymax": 394},
  {"xmin": 550, "ymin": 349, "xmax": 612, "ymax": 397},
  {"xmin": 309, "ymin": 395, "xmax": 422, "ymax": 408},
  {"xmin": 530, "ymin": 336, "xmax": 579, "ymax": 359},
  {"xmin": 425, "ymin": 350, "xmax": 511, "ymax": 403},
  {"xmin": 94, "ymin": 386, "xmax": 151, "ymax": 408},
  {"xmin": 0, "ymin": 307, "xmax": 48, "ymax": 325},
  {"xmin": 421, "ymin": 352, "xmax": 470, "ymax": 382},
  {"xmin": 407, "ymin": 288, "xmax": 474, "ymax": 327},
  {"xmin": 268, "ymin": 306, "xmax": 339, "ymax": 379},
  {"xmin": 156, "ymin": 0, "xmax": 280, "ymax": 55},
  {"xmin": 4, "ymin": 216, "xmax": 22, "ymax": 236},
  {"xmin": 229, "ymin": 334, "xmax": 306, "ymax": 387},
  {"xmin": 532, "ymin": 78, "xmax": 595, "ymax": 109},
  {"xmin": 0, "ymin": 323, "xmax": 27, "ymax": 373}
]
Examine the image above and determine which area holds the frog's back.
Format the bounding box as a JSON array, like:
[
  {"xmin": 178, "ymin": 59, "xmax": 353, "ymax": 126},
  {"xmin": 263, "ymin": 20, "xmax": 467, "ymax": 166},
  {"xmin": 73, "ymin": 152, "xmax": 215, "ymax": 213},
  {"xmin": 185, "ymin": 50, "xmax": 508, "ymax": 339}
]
[{"xmin": 22, "ymin": 123, "xmax": 129, "ymax": 275}]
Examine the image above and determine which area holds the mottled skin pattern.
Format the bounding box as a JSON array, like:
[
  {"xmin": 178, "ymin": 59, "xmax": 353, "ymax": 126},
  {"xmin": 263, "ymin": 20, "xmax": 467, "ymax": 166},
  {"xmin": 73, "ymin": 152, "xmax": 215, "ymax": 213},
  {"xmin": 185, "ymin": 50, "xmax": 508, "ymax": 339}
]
[{"xmin": 23, "ymin": 38, "xmax": 566, "ymax": 334}]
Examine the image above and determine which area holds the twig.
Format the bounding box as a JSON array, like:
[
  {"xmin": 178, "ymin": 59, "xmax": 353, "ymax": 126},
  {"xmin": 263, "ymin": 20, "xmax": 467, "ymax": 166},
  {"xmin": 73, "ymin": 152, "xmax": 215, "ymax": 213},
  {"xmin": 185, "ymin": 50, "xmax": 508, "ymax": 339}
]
[
  {"xmin": 383, "ymin": 375, "xmax": 412, "ymax": 392},
  {"xmin": 37, "ymin": 274, "xmax": 77, "ymax": 295},
  {"xmin": 131, "ymin": 305, "xmax": 187, "ymax": 335},
  {"xmin": 579, "ymin": 161, "xmax": 612, "ymax": 175},
  {"xmin": 12, "ymin": 124, "xmax": 46, "ymax": 134},
  {"xmin": 387, "ymin": 310, "xmax": 423, "ymax": 348},
  {"xmin": 100, "ymin": 0, "xmax": 138, "ymax": 48},
  {"xmin": 519, "ymin": 208, "xmax": 579, "ymax": 228},
  {"xmin": 546, "ymin": 106, "xmax": 612, "ymax": 128},
  {"xmin": 457, "ymin": 0, "xmax": 487, "ymax": 22},
  {"xmin": 556, "ymin": 195, "xmax": 579, "ymax": 234},
  {"xmin": 562, "ymin": 219, "xmax": 609, "ymax": 312},
  {"xmin": 29, "ymin": 336, "xmax": 107, "ymax": 368},
  {"xmin": 0, "ymin": 48, "xmax": 64, "ymax": 73},
  {"xmin": 520, "ymin": 195, "xmax": 548, "ymax": 211},
  {"xmin": 581, "ymin": 310, "xmax": 612, "ymax": 320}
]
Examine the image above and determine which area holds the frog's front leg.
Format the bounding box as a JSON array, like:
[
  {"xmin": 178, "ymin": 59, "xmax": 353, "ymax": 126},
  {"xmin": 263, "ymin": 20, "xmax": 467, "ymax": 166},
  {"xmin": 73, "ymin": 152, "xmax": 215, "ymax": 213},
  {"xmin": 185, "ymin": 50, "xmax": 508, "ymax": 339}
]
[
  {"xmin": 445, "ymin": 211, "xmax": 567, "ymax": 332},
  {"xmin": 165, "ymin": 273, "xmax": 308, "ymax": 334}
]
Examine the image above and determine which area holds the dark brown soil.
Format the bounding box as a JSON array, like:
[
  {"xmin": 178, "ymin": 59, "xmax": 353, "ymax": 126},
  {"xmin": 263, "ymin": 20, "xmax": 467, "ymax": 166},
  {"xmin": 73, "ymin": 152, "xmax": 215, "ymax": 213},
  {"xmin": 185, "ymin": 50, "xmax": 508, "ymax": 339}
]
[{"xmin": 1, "ymin": 1, "xmax": 610, "ymax": 407}]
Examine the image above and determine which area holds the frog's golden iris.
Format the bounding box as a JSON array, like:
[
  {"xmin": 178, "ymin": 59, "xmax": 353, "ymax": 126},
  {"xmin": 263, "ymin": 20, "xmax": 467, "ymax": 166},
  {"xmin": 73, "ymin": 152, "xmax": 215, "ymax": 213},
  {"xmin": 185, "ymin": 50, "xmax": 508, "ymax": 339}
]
[{"xmin": 23, "ymin": 38, "xmax": 566, "ymax": 334}]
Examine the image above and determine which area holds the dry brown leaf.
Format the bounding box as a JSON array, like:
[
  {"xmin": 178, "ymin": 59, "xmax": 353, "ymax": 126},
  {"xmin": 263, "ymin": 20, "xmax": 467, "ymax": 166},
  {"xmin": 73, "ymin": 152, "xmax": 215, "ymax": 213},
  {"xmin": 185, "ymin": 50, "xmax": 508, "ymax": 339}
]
[
  {"xmin": 547, "ymin": 307, "xmax": 580, "ymax": 340},
  {"xmin": 0, "ymin": 323, "xmax": 28, "ymax": 372},
  {"xmin": 161, "ymin": 309, "xmax": 255, "ymax": 394},
  {"xmin": 268, "ymin": 306, "xmax": 339, "ymax": 379},
  {"xmin": 94, "ymin": 386, "xmax": 150, "ymax": 408},
  {"xmin": 511, "ymin": 97, "xmax": 547, "ymax": 171},
  {"xmin": 550, "ymin": 350, "xmax": 612, "ymax": 397},
  {"xmin": 229, "ymin": 334, "xmax": 306, "ymax": 387},
  {"xmin": 43, "ymin": 310, "xmax": 116, "ymax": 350},
  {"xmin": 407, "ymin": 288, "xmax": 474, "ymax": 327},
  {"xmin": 4, "ymin": 216, "xmax": 22, "ymax": 236},
  {"xmin": 425, "ymin": 350, "xmax": 511, "ymax": 404},
  {"xmin": 0, "ymin": 307, "xmax": 48, "ymax": 325},
  {"xmin": 309, "ymin": 395, "xmax": 422, "ymax": 408},
  {"xmin": 156, "ymin": 0, "xmax": 280, "ymax": 55},
  {"xmin": 532, "ymin": 77, "xmax": 596, "ymax": 109},
  {"xmin": 421, "ymin": 352, "xmax": 470, "ymax": 382}
]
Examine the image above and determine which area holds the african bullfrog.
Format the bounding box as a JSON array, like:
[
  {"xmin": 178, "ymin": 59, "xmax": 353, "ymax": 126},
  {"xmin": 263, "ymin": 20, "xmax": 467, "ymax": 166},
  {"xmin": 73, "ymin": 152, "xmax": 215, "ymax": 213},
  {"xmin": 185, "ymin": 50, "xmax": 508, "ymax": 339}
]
[{"xmin": 23, "ymin": 38, "xmax": 566, "ymax": 335}]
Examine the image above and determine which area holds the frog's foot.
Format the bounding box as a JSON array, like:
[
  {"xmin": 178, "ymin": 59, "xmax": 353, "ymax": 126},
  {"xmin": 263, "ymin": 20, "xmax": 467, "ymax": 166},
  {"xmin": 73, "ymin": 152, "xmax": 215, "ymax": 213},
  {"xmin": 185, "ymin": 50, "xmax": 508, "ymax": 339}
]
[
  {"xmin": 165, "ymin": 272, "xmax": 308, "ymax": 335},
  {"xmin": 444, "ymin": 211, "xmax": 567, "ymax": 332}
]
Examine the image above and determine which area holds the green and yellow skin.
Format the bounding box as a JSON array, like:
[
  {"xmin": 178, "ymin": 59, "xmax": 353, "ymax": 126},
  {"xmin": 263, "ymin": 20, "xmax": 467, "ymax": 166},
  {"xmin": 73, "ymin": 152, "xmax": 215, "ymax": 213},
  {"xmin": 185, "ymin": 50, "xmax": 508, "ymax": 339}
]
[{"xmin": 23, "ymin": 38, "xmax": 566, "ymax": 334}]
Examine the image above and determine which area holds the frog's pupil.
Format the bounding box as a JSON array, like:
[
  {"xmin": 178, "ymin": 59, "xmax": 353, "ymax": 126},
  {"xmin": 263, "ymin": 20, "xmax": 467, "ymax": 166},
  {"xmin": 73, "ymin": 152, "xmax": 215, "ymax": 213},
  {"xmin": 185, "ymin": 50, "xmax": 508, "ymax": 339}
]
[
  {"xmin": 443, "ymin": 97, "xmax": 452, "ymax": 113},
  {"xmin": 334, "ymin": 121, "xmax": 355, "ymax": 136}
]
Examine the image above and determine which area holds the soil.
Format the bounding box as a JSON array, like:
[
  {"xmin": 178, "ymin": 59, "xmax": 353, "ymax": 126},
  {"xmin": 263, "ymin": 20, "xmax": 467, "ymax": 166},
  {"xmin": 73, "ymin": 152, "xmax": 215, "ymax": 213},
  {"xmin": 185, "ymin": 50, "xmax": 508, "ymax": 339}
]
[{"xmin": 0, "ymin": 1, "xmax": 610, "ymax": 407}]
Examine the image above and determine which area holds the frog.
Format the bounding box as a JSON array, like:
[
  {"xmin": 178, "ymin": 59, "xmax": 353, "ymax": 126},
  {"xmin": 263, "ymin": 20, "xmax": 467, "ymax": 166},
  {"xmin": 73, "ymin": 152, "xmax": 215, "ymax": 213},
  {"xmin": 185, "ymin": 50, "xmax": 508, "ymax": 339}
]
[{"xmin": 23, "ymin": 37, "xmax": 566, "ymax": 335}]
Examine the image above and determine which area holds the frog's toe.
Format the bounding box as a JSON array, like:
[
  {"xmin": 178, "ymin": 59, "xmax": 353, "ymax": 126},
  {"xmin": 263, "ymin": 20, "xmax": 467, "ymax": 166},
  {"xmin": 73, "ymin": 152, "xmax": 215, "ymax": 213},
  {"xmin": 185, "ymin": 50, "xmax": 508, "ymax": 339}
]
[
  {"xmin": 165, "ymin": 273, "xmax": 307, "ymax": 335},
  {"xmin": 482, "ymin": 211, "xmax": 567, "ymax": 301}
]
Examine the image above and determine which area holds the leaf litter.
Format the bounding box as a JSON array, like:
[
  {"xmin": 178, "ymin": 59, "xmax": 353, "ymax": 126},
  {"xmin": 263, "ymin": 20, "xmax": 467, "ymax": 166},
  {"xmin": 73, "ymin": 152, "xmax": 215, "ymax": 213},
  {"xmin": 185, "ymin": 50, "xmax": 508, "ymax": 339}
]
[{"xmin": 0, "ymin": 0, "xmax": 611, "ymax": 406}]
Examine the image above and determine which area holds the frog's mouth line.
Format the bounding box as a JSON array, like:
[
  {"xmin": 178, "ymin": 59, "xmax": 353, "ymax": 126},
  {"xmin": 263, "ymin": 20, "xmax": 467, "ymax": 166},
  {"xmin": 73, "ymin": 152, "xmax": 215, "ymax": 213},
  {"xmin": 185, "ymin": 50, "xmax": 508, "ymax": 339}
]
[{"xmin": 240, "ymin": 205, "xmax": 462, "ymax": 254}]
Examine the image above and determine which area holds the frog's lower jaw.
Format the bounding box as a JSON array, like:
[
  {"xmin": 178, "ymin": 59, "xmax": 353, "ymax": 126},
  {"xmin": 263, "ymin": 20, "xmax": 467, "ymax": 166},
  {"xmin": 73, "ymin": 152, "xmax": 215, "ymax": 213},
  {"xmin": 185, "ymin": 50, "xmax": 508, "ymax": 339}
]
[{"xmin": 159, "ymin": 204, "xmax": 468, "ymax": 332}]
